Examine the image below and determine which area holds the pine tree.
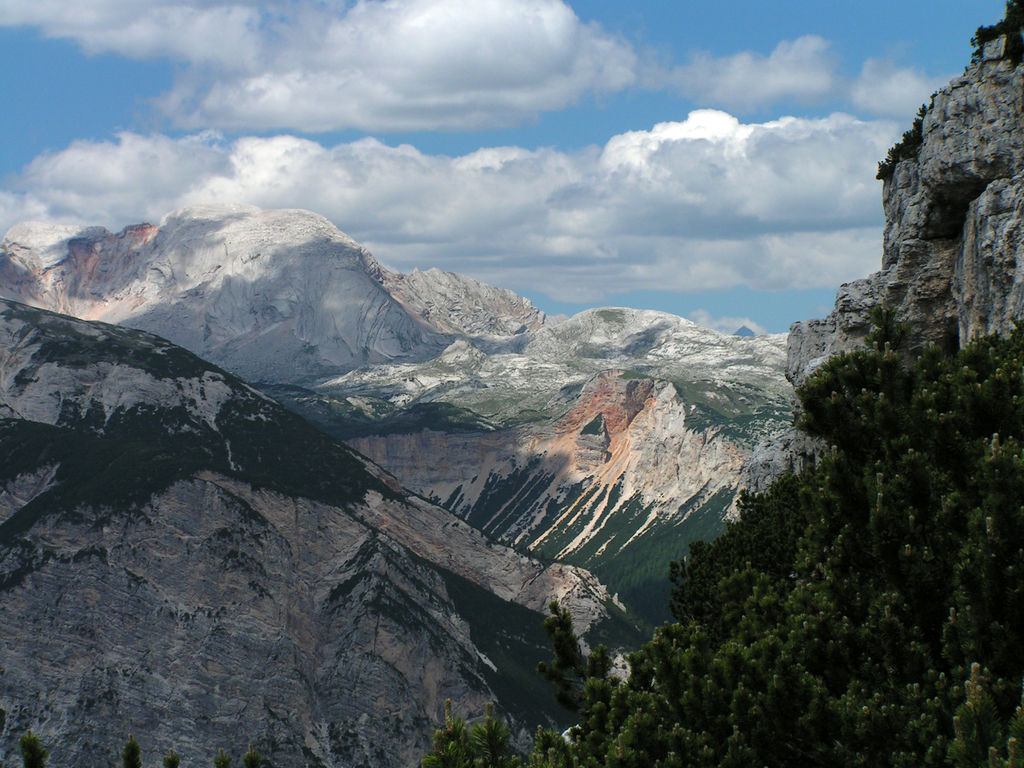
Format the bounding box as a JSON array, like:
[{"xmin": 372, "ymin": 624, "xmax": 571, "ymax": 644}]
[
  {"xmin": 950, "ymin": 671, "xmax": 1024, "ymax": 768},
  {"xmin": 422, "ymin": 700, "xmax": 471, "ymax": 768},
  {"xmin": 468, "ymin": 703, "xmax": 520, "ymax": 768},
  {"xmin": 215, "ymin": 748, "xmax": 232, "ymax": 768},
  {"xmin": 122, "ymin": 735, "xmax": 142, "ymax": 768},
  {"xmin": 242, "ymin": 745, "xmax": 262, "ymax": 768},
  {"xmin": 164, "ymin": 748, "xmax": 182, "ymax": 768},
  {"xmin": 19, "ymin": 731, "xmax": 48, "ymax": 768},
  {"xmin": 536, "ymin": 602, "xmax": 587, "ymax": 712}
]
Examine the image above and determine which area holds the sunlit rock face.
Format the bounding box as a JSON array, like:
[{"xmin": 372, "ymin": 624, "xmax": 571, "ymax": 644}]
[
  {"xmin": 788, "ymin": 47, "xmax": 1024, "ymax": 389},
  {"xmin": 334, "ymin": 312, "xmax": 791, "ymax": 621},
  {"xmin": 0, "ymin": 299, "xmax": 618, "ymax": 768},
  {"xmin": 749, "ymin": 46, "xmax": 1024, "ymax": 493}
]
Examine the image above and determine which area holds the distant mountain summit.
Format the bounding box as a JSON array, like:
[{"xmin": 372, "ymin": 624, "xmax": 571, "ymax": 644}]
[
  {"xmin": 734, "ymin": 325, "xmax": 756, "ymax": 337},
  {"xmin": 0, "ymin": 204, "xmax": 542, "ymax": 385}
]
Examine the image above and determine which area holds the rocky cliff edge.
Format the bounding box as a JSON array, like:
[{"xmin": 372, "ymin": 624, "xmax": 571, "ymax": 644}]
[{"xmin": 788, "ymin": 39, "xmax": 1024, "ymax": 390}]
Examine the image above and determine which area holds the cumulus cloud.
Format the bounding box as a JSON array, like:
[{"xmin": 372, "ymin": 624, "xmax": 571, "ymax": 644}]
[
  {"xmin": 0, "ymin": 1, "xmax": 264, "ymax": 66},
  {"xmin": 850, "ymin": 58, "xmax": 949, "ymax": 120},
  {"xmin": 0, "ymin": 110, "xmax": 895, "ymax": 302},
  {"xmin": 1, "ymin": 0, "xmax": 637, "ymax": 132},
  {"xmin": 663, "ymin": 36, "xmax": 839, "ymax": 111},
  {"xmin": 1, "ymin": 4, "xmax": 956, "ymax": 129}
]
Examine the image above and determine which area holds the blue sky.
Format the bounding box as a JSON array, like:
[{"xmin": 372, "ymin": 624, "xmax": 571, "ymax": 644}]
[{"xmin": 0, "ymin": 0, "xmax": 1008, "ymax": 333}]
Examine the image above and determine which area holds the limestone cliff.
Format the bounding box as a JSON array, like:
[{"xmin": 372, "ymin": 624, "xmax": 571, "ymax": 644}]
[
  {"xmin": 788, "ymin": 41, "xmax": 1024, "ymax": 389},
  {"xmin": 349, "ymin": 371, "xmax": 746, "ymax": 554}
]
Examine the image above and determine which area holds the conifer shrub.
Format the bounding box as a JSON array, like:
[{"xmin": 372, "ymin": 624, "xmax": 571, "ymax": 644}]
[
  {"xmin": 122, "ymin": 735, "xmax": 142, "ymax": 768},
  {"xmin": 972, "ymin": 0, "xmax": 1024, "ymax": 65},
  {"xmin": 876, "ymin": 104, "xmax": 928, "ymax": 180},
  {"xmin": 19, "ymin": 731, "xmax": 48, "ymax": 768}
]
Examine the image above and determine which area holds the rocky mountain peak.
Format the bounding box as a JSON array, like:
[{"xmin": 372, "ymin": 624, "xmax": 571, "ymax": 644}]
[
  {"xmin": 382, "ymin": 266, "xmax": 545, "ymax": 337},
  {"xmin": 0, "ymin": 205, "xmax": 553, "ymax": 386},
  {"xmin": 556, "ymin": 371, "xmax": 658, "ymax": 439}
]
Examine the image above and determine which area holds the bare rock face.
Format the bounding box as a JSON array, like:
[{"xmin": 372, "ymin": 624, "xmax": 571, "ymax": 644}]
[
  {"xmin": 349, "ymin": 371, "xmax": 746, "ymax": 552},
  {"xmin": 0, "ymin": 299, "xmax": 617, "ymax": 767},
  {"xmin": 383, "ymin": 267, "xmax": 545, "ymax": 337},
  {"xmin": 0, "ymin": 205, "xmax": 542, "ymax": 386},
  {"xmin": 300, "ymin": 308, "xmax": 789, "ymax": 621},
  {"xmin": 788, "ymin": 50, "xmax": 1024, "ymax": 390},
  {"xmin": 348, "ymin": 370, "xmax": 755, "ymax": 619}
]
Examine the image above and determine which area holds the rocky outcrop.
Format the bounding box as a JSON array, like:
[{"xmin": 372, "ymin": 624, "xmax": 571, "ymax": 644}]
[
  {"xmin": 348, "ymin": 370, "xmax": 758, "ymax": 620},
  {"xmin": 788, "ymin": 47, "xmax": 1024, "ymax": 389},
  {"xmin": 0, "ymin": 299, "xmax": 619, "ymax": 767},
  {"xmin": 383, "ymin": 267, "xmax": 545, "ymax": 337}
]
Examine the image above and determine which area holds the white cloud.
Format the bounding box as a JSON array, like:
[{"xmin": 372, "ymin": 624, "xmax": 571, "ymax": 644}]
[
  {"xmin": 850, "ymin": 59, "xmax": 949, "ymax": 120},
  {"xmin": 663, "ymin": 36, "xmax": 839, "ymax": 111},
  {"xmin": 1, "ymin": 0, "xmax": 637, "ymax": 132},
  {"xmin": 0, "ymin": 1, "xmax": 264, "ymax": 66},
  {"xmin": 0, "ymin": 4, "xmax": 955, "ymax": 129},
  {"xmin": 1, "ymin": 110, "xmax": 895, "ymax": 302}
]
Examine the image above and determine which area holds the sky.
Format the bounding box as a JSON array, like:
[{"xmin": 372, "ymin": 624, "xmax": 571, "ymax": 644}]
[{"xmin": 0, "ymin": 0, "xmax": 1008, "ymax": 333}]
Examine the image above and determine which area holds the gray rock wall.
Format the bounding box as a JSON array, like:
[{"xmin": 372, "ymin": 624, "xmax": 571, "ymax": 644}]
[{"xmin": 788, "ymin": 48, "xmax": 1024, "ymax": 390}]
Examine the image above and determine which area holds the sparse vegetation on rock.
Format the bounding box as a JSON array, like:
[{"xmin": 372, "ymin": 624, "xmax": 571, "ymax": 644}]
[{"xmin": 972, "ymin": 0, "xmax": 1024, "ymax": 64}]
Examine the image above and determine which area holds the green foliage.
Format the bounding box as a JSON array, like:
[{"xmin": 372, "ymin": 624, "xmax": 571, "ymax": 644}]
[
  {"xmin": 517, "ymin": 316, "xmax": 1024, "ymax": 767},
  {"xmin": 537, "ymin": 602, "xmax": 612, "ymax": 713},
  {"xmin": 580, "ymin": 415, "xmax": 605, "ymax": 437},
  {"xmin": 11, "ymin": 740, "xmax": 262, "ymax": 768},
  {"xmin": 948, "ymin": 664, "xmax": 1009, "ymax": 767},
  {"xmin": 423, "ymin": 700, "xmax": 473, "ymax": 768},
  {"xmin": 470, "ymin": 703, "xmax": 521, "ymax": 768},
  {"xmin": 972, "ymin": 1, "xmax": 1024, "ymax": 64},
  {"xmin": 242, "ymin": 745, "xmax": 262, "ymax": 768},
  {"xmin": 122, "ymin": 735, "xmax": 142, "ymax": 768},
  {"xmin": 19, "ymin": 731, "xmax": 48, "ymax": 768},
  {"xmin": 876, "ymin": 103, "xmax": 928, "ymax": 180},
  {"xmin": 422, "ymin": 700, "xmax": 522, "ymax": 768}
]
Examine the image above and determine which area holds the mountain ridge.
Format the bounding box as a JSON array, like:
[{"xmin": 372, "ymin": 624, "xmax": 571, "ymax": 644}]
[{"xmin": 0, "ymin": 297, "xmax": 625, "ymax": 766}]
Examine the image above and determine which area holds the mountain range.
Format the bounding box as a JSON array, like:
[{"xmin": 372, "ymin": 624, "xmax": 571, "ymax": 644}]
[
  {"xmin": 0, "ymin": 201, "xmax": 789, "ymax": 764},
  {"xmin": 0, "ymin": 297, "xmax": 630, "ymax": 766},
  {"xmin": 1, "ymin": 204, "xmax": 790, "ymax": 623}
]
